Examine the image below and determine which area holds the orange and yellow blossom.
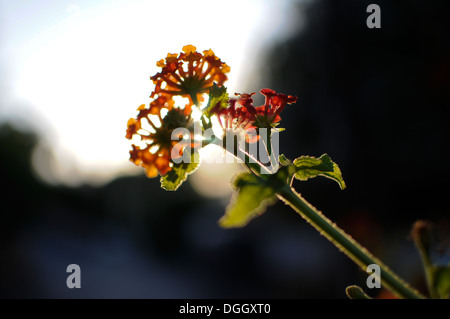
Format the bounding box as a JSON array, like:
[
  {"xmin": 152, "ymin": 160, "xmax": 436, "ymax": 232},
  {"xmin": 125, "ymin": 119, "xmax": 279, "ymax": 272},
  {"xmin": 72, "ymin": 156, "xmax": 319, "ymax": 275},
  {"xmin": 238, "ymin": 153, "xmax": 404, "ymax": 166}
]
[
  {"xmin": 150, "ymin": 45, "xmax": 230, "ymax": 109},
  {"xmin": 126, "ymin": 97, "xmax": 194, "ymax": 178}
]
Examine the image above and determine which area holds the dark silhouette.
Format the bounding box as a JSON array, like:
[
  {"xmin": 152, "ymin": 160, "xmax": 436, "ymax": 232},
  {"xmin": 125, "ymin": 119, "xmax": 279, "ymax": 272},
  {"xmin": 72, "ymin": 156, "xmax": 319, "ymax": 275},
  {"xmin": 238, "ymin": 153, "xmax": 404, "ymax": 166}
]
[{"xmin": 262, "ymin": 0, "xmax": 450, "ymax": 230}]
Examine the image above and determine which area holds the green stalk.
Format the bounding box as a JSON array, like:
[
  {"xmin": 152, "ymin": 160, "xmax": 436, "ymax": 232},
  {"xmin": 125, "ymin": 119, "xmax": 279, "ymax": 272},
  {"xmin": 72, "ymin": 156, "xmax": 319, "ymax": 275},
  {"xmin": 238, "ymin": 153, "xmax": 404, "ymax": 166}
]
[
  {"xmin": 276, "ymin": 185, "xmax": 426, "ymax": 299},
  {"xmin": 411, "ymin": 221, "xmax": 438, "ymax": 299},
  {"xmin": 213, "ymin": 125, "xmax": 424, "ymax": 298},
  {"xmin": 190, "ymin": 93, "xmax": 200, "ymax": 107},
  {"xmin": 418, "ymin": 247, "xmax": 438, "ymax": 299}
]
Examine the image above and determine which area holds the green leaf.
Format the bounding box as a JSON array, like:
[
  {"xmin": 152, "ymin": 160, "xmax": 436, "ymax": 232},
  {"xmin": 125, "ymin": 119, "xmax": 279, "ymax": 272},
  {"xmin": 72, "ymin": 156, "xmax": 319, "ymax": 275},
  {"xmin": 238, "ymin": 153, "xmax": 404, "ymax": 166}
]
[
  {"xmin": 203, "ymin": 83, "xmax": 229, "ymax": 116},
  {"xmin": 432, "ymin": 264, "xmax": 450, "ymax": 299},
  {"xmin": 345, "ymin": 285, "xmax": 372, "ymax": 299},
  {"xmin": 292, "ymin": 153, "xmax": 346, "ymax": 189},
  {"xmin": 219, "ymin": 172, "xmax": 277, "ymax": 228},
  {"xmin": 160, "ymin": 151, "xmax": 200, "ymax": 191}
]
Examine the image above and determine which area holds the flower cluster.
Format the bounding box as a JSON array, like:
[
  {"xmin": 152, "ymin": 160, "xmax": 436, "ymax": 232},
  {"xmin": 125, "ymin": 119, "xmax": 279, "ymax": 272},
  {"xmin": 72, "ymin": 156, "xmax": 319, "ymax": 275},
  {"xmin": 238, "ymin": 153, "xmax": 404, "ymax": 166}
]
[
  {"xmin": 126, "ymin": 101, "xmax": 193, "ymax": 178},
  {"xmin": 123, "ymin": 45, "xmax": 429, "ymax": 305},
  {"xmin": 151, "ymin": 44, "xmax": 230, "ymax": 110},
  {"xmin": 209, "ymin": 89, "xmax": 298, "ymax": 139},
  {"xmin": 126, "ymin": 45, "xmax": 230, "ymax": 178},
  {"xmin": 126, "ymin": 45, "xmax": 298, "ymax": 179}
]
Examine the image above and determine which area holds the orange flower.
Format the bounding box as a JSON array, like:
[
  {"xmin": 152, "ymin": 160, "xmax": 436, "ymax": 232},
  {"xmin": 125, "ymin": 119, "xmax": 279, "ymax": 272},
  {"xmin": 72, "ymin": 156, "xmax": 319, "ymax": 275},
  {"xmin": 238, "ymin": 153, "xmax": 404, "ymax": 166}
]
[
  {"xmin": 126, "ymin": 101, "xmax": 194, "ymax": 178},
  {"xmin": 254, "ymin": 89, "xmax": 298, "ymax": 128},
  {"xmin": 129, "ymin": 144, "xmax": 172, "ymax": 177},
  {"xmin": 150, "ymin": 45, "xmax": 230, "ymax": 109},
  {"xmin": 126, "ymin": 116, "xmax": 141, "ymax": 140}
]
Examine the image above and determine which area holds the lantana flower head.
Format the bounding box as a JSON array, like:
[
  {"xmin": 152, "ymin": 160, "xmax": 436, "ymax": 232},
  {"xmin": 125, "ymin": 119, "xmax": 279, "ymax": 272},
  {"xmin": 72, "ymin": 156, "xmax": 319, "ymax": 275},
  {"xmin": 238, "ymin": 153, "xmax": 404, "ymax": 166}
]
[
  {"xmin": 126, "ymin": 101, "xmax": 195, "ymax": 178},
  {"xmin": 209, "ymin": 88, "xmax": 298, "ymax": 141},
  {"xmin": 127, "ymin": 45, "xmax": 298, "ymax": 181},
  {"xmin": 150, "ymin": 45, "xmax": 230, "ymax": 109}
]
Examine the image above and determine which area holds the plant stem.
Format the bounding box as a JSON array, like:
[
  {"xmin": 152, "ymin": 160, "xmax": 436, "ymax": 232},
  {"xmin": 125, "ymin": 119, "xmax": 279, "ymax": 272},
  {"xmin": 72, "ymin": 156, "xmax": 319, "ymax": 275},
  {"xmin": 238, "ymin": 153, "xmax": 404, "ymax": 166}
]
[
  {"xmin": 276, "ymin": 185, "xmax": 426, "ymax": 299},
  {"xmin": 214, "ymin": 126, "xmax": 424, "ymax": 298},
  {"xmin": 411, "ymin": 221, "xmax": 438, "ymax": 299},
  {"xmin": 418, "ymin": 248, "xmax": 438, "ymax": 299}
]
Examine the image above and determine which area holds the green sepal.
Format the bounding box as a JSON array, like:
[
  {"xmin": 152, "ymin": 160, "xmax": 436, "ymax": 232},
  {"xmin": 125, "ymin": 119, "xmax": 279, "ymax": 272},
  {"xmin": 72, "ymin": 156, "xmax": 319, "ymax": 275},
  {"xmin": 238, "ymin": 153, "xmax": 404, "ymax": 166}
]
[
  {"xmin": 219, "ymin": 172, "xmax": 277, "ymax": 228},
  {"xmin": 203, "ymin": 83, "xmax": 229, "ymax": 116},
  {"xmin": 160, "ymin": 151, "xmax": 200, "ymax": 191}
]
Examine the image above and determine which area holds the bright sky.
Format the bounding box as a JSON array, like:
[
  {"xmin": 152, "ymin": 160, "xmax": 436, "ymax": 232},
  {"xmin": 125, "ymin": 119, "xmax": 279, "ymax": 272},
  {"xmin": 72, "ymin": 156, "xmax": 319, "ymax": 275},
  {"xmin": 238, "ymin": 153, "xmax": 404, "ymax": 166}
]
[{"xmin": 0, "ymin": 0, "xmax": 303, "ymax": 190}]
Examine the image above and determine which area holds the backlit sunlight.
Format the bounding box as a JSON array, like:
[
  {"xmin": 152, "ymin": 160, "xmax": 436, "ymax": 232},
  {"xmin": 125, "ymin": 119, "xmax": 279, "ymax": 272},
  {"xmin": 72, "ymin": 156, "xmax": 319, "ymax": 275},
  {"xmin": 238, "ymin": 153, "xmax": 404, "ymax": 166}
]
[{"xmin": 0, "ymin": 0, "xmax": 302, "ymax": 194}]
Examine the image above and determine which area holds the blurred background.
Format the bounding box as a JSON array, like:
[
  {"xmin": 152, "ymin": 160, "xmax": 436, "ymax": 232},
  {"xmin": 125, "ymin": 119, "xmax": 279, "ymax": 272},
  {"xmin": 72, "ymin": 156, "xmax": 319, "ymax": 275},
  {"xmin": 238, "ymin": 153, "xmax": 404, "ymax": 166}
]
[{"xmin": 1, "ymin": 0, "xmax": 449, "ymax": 298}]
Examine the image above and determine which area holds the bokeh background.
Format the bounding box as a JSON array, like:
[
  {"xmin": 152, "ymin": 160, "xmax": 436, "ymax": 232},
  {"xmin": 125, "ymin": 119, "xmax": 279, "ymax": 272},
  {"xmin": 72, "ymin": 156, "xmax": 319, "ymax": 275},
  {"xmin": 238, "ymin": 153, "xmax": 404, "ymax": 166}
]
[{"xmin": 1, "ymin": 0, "xmax": 449, "ymax": 298}]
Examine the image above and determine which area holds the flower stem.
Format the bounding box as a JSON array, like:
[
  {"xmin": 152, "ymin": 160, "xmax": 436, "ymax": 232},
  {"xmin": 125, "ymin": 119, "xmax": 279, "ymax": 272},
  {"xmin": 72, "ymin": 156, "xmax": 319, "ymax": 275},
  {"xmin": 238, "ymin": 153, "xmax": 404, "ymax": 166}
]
[
  {"xmin": 276, "ymin": 185, "xmax": 426, "ymax": 299},
  {"xmin": 411, "ymin": 221, "xmax": 438, "ymax": 299},
  {"xmin": 215, "ymin": 128, "xmax": 424, "ymax": 298}
]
